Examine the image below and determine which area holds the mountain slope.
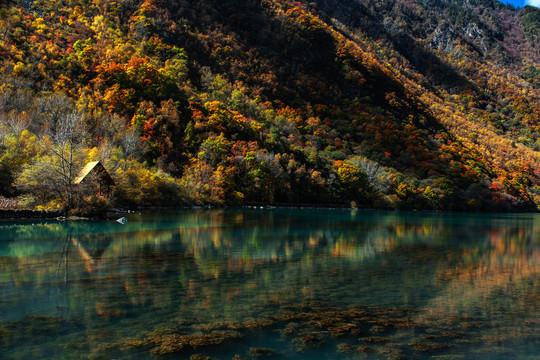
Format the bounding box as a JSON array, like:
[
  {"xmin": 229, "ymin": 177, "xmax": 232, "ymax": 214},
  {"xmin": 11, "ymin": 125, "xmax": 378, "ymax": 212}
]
[{"xmin": 0, "ymin": 0, "xmax": 540, "ymax": 211}]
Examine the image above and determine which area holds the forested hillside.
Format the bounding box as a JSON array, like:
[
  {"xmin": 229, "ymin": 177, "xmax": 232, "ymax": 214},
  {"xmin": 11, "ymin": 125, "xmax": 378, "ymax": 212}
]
[{"xmin": 1, "ymin": 0, "xmax": 540, "ymax": 212}]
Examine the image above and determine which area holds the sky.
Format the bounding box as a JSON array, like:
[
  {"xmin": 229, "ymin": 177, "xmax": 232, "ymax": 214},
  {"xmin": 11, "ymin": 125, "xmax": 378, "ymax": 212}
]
[{"xmin": 503, "ymin": 0, "xmax": 539, "ymax": 8}]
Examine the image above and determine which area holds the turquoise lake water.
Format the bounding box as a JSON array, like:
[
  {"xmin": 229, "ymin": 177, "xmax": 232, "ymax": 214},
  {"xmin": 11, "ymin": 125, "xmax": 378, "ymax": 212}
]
[{"xmin": 0, "ymin": 208, "xmax": 538, "ymax": 359}]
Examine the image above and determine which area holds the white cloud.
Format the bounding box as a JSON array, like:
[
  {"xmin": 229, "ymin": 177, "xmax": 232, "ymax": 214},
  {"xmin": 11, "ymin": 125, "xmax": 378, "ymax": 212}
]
[{"xmin": 526, "ymin": 0, "xmax": 540, "ymax": 7}]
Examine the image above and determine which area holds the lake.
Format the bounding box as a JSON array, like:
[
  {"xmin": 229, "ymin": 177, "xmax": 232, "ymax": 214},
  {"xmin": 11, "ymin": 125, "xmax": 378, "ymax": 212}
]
[{"xmin": 0, "ymin": 208, "xmax": 538, "ymax": 359}]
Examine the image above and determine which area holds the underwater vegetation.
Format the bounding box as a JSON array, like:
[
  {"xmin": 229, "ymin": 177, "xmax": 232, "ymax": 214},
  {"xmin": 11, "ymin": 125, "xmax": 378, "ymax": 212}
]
[{"xmin": 112, "ymin": 301, "xmax": 538, "ymax": 359}]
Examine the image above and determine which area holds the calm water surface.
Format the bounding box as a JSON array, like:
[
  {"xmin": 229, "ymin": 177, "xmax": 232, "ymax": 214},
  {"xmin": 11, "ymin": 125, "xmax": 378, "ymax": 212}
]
[{"xmin": 0, "ymin": 209, "xmax": 538, "ymax": 359}]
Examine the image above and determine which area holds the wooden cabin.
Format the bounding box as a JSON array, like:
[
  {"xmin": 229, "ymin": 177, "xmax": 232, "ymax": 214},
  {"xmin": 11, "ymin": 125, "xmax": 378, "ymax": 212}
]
[{"xmin": 73, "ymin": 161, "xmax": 115, "ymax": 196}]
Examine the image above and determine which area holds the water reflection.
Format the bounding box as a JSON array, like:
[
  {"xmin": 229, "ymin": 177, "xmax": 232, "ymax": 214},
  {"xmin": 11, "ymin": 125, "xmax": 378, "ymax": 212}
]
[{"xmin": 0, "ymin": 209, "xmax": 538, "ymax": 359}]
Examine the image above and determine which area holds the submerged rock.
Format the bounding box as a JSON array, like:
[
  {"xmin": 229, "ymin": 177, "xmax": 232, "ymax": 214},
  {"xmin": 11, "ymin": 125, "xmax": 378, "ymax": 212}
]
[
  {"xmin": 292, "ymin": 334, "xmax": 325, "ymax": 352},
  {"xmin": 190, "ymin": 355, "xmax": 216, "ymax": 360},
  {"xmin": 357, "ymin": 345, "xmax": 375, "ymax": 353},
  {"xmin": 141, "ymin": 328, "xmax": 243, "ymax": 355},
  {"xmin": 360, "ymin": 336, "xmax": 392, "ymax": 343},
  {"xmin": 247, "ymin": 347, "xmax": 280, "ymax": 358},
  {"xmin": 149, "ymin": 334, "xmax": 184, "ymax": 355},
  {"xmin": 377, "ymin": 347, "xmax": 408, "ymax": 360},
  {"xmin": 328, "ymin": 322, "xmax": 361, "ymax": 337},
  {"xmin": 336, "ymin": 343, "xmax": 357, "ymax": 354},
  {"xmin": 409, "ymin": 339, "xmax": 452, "ymax": 353}
]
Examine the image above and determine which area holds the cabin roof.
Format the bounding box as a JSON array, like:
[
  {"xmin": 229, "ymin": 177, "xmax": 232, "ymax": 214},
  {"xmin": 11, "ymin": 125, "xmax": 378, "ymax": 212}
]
[{"xmin": 73, "ymin": 161, "xmax": 115, "ymax": 186}]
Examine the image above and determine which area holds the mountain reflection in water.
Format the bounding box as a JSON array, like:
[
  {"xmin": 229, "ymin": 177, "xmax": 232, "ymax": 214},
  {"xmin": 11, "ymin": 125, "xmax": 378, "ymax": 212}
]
[{"xmin": 0, "ymin": 209, "xmax": 538, "ymax": 359}]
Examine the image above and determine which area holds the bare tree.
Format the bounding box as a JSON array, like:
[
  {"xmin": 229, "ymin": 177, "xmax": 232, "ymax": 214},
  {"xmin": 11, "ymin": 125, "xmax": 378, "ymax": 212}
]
[
  {"xmin": 47, "ymin": 111, "xmax": 86, "ymax": 210},
  {"xmin": 34, "ymin": 93, "xmax": 74, "ymax": 133},
  {"xmin": 349, "ymin": 156, "xmax": 391, "ymax": 194},
  {"xmin": 121, "ymin": 127, "xmax": 141, "ymax": 159},
  {"xmin": 17, "ymin": 111, "xmax": 87, "ymax": 210},
  {"xmin": 0, "ymin": 111, "xmax": 32, "ymax": 139}
]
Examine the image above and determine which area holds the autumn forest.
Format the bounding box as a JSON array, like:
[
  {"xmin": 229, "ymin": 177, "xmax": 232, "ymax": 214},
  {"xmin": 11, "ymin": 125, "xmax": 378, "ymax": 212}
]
[{"xmin": 1, "ymin": 0, "xmax": 540, "ymax": 213}]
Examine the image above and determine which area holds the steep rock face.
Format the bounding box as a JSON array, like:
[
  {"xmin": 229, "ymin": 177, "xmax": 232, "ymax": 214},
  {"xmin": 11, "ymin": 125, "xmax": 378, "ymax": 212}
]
[
  {"xmin": 429, "ymin": 23, "xmax": 457, "ymax": 52},
  {"xmin": 0, "ymin": 0, "xmax": 539, "ymax": 210}
]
